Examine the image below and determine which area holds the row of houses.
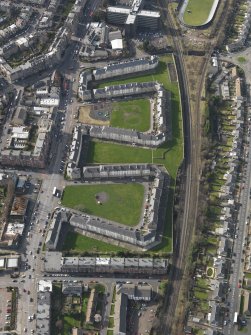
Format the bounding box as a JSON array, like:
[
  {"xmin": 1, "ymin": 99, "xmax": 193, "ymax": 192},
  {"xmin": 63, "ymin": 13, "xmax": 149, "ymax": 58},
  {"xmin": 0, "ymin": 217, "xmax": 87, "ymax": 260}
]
[
  {"xmin": 37, "ymin": 0, "xmax": 61, "ymax": 29},
  {"xmin": 88, "ymin": 122, "xmax": 166, "ymax": 147},
  {"xmin": 78, "ymin": 56, "xmax": 158, "ymax": 100},
  {"xmin": 66, "ymin": 125, "xmax": 84, "ymax": 179},
  {"xmin": 226, "ymin": 0, "xmax": 251, "ymax": 52},
  {"xmin": 37, "ymin": 280, "xmax": 52, "ymax": 335},
  {"xmin": 0, "ymin": 0, "xmax": 87, "ymax": 82},
  {"xmin": 82, "ymin": 81, "xmax": 158, "ymax": 101},
  {"xmin": 44, "ymin": 251, "xmax": 169, "ymax": 275},
  {"xmin": 93, "ymin": 56, "xmax": 158, "ymax": 81},
  {"xmin": 208, "ymin": 86, "xmax": 245, "ymax": 327},
  {"xmin": 0, "ymin": 6, "xmax": 32, "ymax": 44},
  {"xmin": 0, "ymin": 31, "xmax": 47, "ymax": 59},
  {"xmin": 45, "ymin": 210, "xmax": 69, "ymax": 250},
  {"xmin": 0, "ymin": 26, "xmax": 68, "ymax": 82},
  {"xmin": 188, "ymin": 64, "xmax": 246, "ymax": 332},
  {"xmin": 3, "ymin": 195, "xmax": 29, "ymax": 246}
]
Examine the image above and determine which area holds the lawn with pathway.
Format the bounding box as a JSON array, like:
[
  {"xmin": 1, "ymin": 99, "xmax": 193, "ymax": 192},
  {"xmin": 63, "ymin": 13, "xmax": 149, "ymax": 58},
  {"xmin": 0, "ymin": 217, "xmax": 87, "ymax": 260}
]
[{"xmin": 62, "ymin": 183, "xmax": 145, "ymax": 226}]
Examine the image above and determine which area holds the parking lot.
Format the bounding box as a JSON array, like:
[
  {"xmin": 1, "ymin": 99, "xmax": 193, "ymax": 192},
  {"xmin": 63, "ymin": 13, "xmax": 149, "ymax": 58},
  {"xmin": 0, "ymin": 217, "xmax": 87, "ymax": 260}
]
[
  {"xmin": 127, "ymin": 298, "xmax": 158, "ymax": 335},
  {"xmin": 0, "ymin": 288, "xmax": 14, "ymax": 331}
]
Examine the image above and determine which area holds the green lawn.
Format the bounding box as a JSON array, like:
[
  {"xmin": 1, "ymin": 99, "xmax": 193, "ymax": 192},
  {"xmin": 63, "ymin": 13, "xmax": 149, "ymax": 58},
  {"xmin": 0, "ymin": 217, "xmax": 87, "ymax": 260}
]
[
  {"xmin": 88, "ymin": 141, "xmax": 152, "ymax": 165},
  {"xmin": 240, "ymin": 295, "xmax": 245, "ymax": 315},
  {"xmin": 183, "ymin": 0, "xmax": 215, "ymax": 26},
  {"xmin": 62, "ymin": 183, "xmax": 144, "ymax": 226},
  {"xmin": 194, "ymin": 289, "xmax": 209, "ymax": 300},
  {"xmin": 51, "ymin": 284, "xmax": 63, "ymax": 335},
  {"xmin": 110, "ymin": 304, "xmax": 115, "ymax": 315},
  {"xmin": 196, "ymin": 278, "xmax": 209, "ymax": 289},
  {"xmin": 82, "ymin": 292, "xmax": 89, "ymax": 321},
  {"xmin": 63, "ymin": 314, "xmax": 81, "ymax": 335},
  {"xmin": 111, "ymin": 98, "xmax": 150, "ymax": 132},
  {"xmin": 108, "ymin": 317, "xmax": 114, "ymax": 328},
  {"xmin": 63, "ymin": 232, "xmax": 127, "ymax": 253}
]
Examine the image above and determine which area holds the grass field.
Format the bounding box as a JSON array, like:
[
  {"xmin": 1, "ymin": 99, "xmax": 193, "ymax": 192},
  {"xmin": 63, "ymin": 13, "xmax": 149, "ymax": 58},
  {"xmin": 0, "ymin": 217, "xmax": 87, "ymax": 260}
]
[
  {"xmin": 111, "ymin": 99, "xmax": 150, "ymax": 132},
  {"xmin": 63, "ymin": 315, "xmax": 80, "ymax": 335},
  {"xmin": 62, "ymin": 183, "xmax": 144, "ymax": 226},
  {"xmin": 63, "ymin": 231, "xmax": 127, "ymax": 253},
  {"xmin": 183, "ymin": 0, "xmax": 215, "ymax": 26}
]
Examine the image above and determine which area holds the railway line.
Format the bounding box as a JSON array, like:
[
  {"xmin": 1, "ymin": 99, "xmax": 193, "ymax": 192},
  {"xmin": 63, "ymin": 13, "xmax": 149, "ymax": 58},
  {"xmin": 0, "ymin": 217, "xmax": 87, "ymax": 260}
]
[{"xmin": 157, "ymin": 0, "xmax": 212, "ymax": 333}]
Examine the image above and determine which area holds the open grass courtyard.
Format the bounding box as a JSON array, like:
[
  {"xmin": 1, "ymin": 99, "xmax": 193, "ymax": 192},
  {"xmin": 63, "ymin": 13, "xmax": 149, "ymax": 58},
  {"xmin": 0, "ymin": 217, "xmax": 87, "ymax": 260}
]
[
  {"xmin": 111, "ymin": 98, "xmax": 150, "ymax": 132},
  {"xmin": 62, "ymin": 231, "xmax": 127, "ymax": 253},
  {"xmin": 183, "ymin": 0, "xmax": 215, "ymax": 26},
  {"xmin": 62, "ymin": 183, "xmax": 145, "ymax": 226}
]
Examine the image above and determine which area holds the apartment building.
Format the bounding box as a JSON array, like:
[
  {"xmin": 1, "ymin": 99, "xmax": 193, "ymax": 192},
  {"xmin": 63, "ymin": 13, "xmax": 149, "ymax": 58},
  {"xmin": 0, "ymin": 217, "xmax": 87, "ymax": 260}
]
[
  {"xmin": 93, "ymin": 56, "xmax": 158, "ymax": 81},
  {"xmin": 44, "ymin": 254, "xmax": 169, "ymax": 275},
  {"xmin": 106, "ymin": 0, "xmax": 160, "ymax": 37}
]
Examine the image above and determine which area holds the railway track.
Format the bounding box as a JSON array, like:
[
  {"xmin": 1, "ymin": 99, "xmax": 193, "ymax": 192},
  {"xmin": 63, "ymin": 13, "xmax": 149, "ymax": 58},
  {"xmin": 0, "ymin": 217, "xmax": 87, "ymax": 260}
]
[{"xmin": 156, "ymin": 1, "xmax": 213, "ymax": 334}]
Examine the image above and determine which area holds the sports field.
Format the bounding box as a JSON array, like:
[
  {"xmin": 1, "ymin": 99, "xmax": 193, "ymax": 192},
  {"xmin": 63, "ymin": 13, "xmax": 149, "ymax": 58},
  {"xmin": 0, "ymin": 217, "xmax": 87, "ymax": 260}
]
[
  {"xmin": 183, "ymin": 0, "xmax": 215, "ymax": 26},
  {"xmin": 62, "ymin": 232, "xmax": 127, "ymax": 253},
  {"xmin": 111, "ymin": 99, "xmax": 150, "ymax": 132},
  {"xmin": 62, "ymin": 183, "xmax": 144, "ymax": 226}
]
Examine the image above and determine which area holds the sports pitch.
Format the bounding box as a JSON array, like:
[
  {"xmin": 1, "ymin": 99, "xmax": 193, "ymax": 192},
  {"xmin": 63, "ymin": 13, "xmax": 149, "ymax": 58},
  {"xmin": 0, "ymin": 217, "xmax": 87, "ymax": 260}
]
[
  {"xmin": 62, "ymin": 183, "xmax": 145, "ymax": 226},
  {"xmin": 183, "ymin": 0, "xmax": 215, "ymax": 26},
  {"xmin": 111, "ymin": 99, "xmax": 150, "ymax": 132}
]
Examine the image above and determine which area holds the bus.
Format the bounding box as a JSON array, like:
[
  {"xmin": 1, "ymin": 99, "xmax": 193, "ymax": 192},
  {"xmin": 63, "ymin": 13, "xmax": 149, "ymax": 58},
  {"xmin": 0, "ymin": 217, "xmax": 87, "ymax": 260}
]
[
  {"xmin": 233, "ymin": 312, "xmax": 238, "ymax": 324},
  {"xmin": 52, "ymin": 187, "xmax": 57, "ymax": 196}
]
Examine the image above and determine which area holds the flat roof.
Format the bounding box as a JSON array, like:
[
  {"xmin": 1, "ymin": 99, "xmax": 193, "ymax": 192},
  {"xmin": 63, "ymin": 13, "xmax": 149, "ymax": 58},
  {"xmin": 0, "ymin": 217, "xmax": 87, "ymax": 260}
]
[
  {"xmin": 111, "ymin": 39, "xmax": 123, "ymax": 49},
  {"xmin": 0, "ymin": 258, "xmax": 5, "ymax": 267},
  {"xmin": 44, "ymin": 251, "xmax": 62, "ymax": 272},
  {"xmin": 6, "ymin": 258, "xmax": 19, "ymax": 268}
]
